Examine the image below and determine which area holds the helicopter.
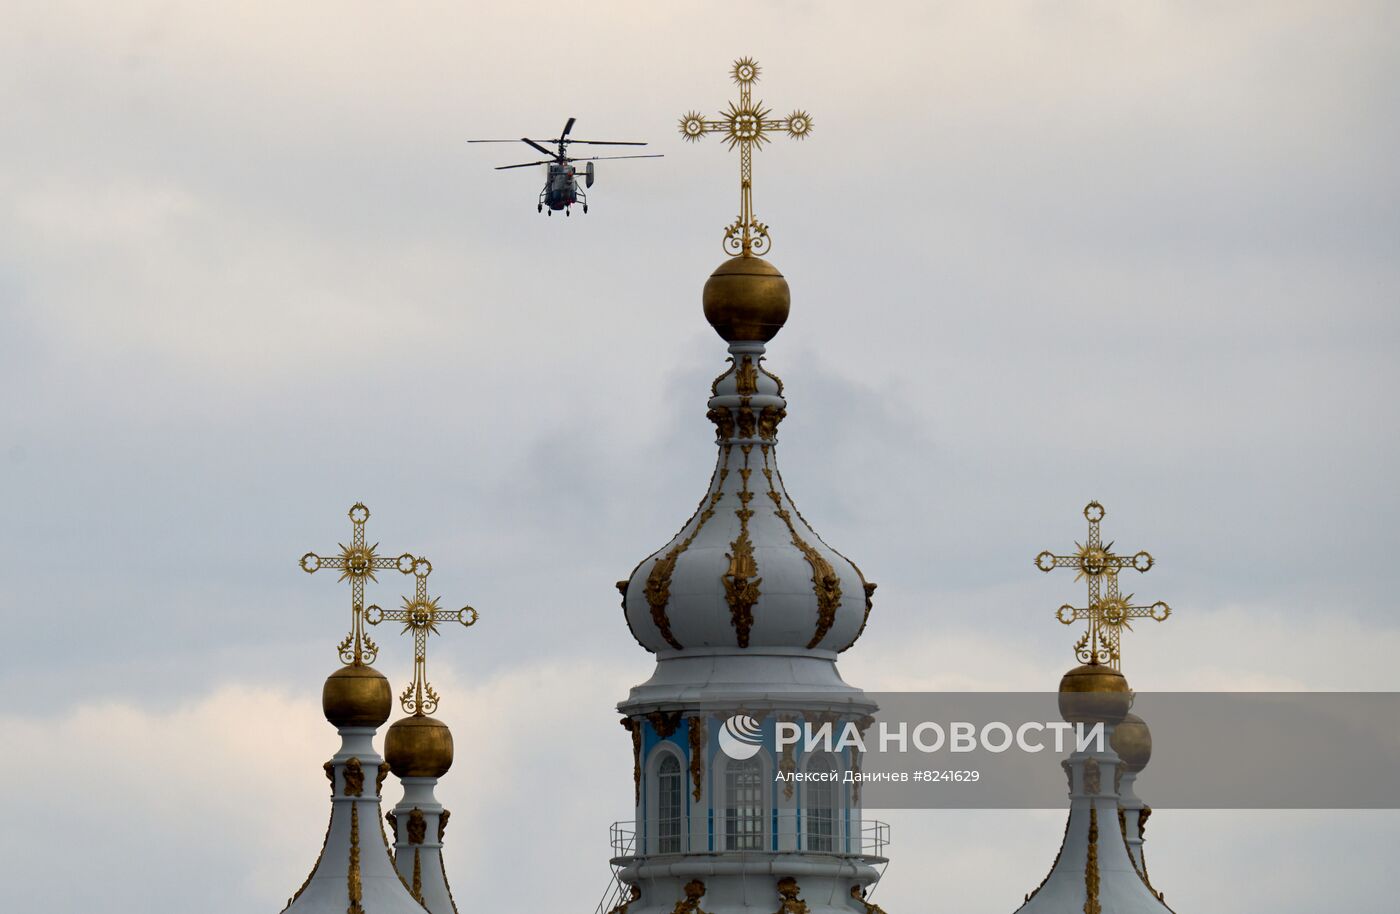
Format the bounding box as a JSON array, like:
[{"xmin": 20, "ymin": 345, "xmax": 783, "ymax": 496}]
[{"xmin": 469, "ymin": 118, "xmax": 661, "ymax": 215}]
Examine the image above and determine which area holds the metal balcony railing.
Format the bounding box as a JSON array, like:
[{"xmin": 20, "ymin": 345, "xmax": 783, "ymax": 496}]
[
  {"xmin": 609, "ymin": 814, "xmax": 890, "ymax": 859},
  {"xmin": 594, "ymin": 818, "xmax": 890, "ymax": 914}
]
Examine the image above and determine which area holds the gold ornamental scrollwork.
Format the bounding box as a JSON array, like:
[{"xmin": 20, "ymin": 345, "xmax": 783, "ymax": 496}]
[
  {"xmin": 724, "ymin": 218, "xmax": 772, "ymax": 257},
  {"xmin": 724, "ymin": 464, "xmax": 763, "ymax": 647},
  {"xmin": 850, "ymin": 581, "xmax": 877, "ymax": 646},
  {"xmin": 407, "ymin": 807, "xmax": 427, "ymax": 845},
  {"xmin": 621, "ymin": 717, "xmax": 642, "ymax": 805},
  {"xmin": 735, "ymin": 356, "xmax": 760, "ymax": 395},
  {"xmin": 1084, "ymin": 807, "xmax": 1102, "ymax": 914},
  {"xmin": 439, "ymin": 853, "xmax": 461, "ymax": 914},
  {"xmin": 647, "ymin": 710, "xmax": 685, "ymax": 738},
  {"xmin": 438, "ymin": 807, "xmax": 450, "ymax": 843},
  {"xmin": 609, "ymin": 885, "xmax": 642, "ymax": 914},
  {"xmin": 757, "ymin": 406, "xmax": 785, "ymax": 442},
  {"xmin": 1083, "ymin": 757, "xmax": 1101, "ymax": 796},
  {"xmin": 760, "ymin": 363, "xmax": 785, "ymax": 396},
  {"xmin": 736, "ymin": 407, "xmax": 758, "ymax": 439},
  {"xmin": 343, "ymin": 757, "xmax": 365, "ymax": 797},
  {"xmin": 410, "ymin": 848, "xmax": 423, "ymax": 903},
  {"xmin": 778, "ymin": 714, "xmax": 798, "ymax": 800},
  {"xmin": 347, "ymin": 802, "xmax": 364, "ymax": 914},
  {"xmin": 708, "ymin": 407, "xmax": 737, "ymax": 442},
  {"xmin": 689, "ymin": 716, "xmax": 707, "ymax": 801},
  {"xmin": 672, "ymin": 879, "xmax": 709, "ymax": 914},
  {"xmin": 774, "ymin": 877, "xmax": 809, "ymax": 914},
  {"xmin": 678, "ymin": 58, "xmax": 814, "ymax": 257},
  {"xmin": 761, "ymin": 465, "xmax": 842, "ymax": 648}
]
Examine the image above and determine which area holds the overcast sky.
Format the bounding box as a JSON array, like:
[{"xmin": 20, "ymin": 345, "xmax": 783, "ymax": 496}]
[{"xmin": 1, "ymin": 2, "xmax": 1397, "ymax": 913}]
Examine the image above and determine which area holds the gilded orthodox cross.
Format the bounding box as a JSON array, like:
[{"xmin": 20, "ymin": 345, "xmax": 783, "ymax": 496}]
[
  {"xmin": 301, "ymin": 503, "xmax": 416, "ymax": 665},
  {"xmin": 679, "ymin": 57, "xmax": 813, "ymax": 256},
  {"xmin": 1035, "ymin": 501, "xmax": 1171, "ymax": 670},
  {"xmin": 366, "ymin": 557, "xmax": 478, "ymax": 715}
]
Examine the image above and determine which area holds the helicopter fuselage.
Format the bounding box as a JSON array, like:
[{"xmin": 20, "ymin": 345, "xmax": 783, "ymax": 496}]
[{"xmin": 540, "ymin": 162, "xmax": 579, "ymax": 211}]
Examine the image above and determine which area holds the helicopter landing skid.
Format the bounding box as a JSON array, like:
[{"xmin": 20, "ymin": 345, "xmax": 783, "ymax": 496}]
[{"xmin": 538, "ymin": 187, "xmax": 588, "ymax": 215}]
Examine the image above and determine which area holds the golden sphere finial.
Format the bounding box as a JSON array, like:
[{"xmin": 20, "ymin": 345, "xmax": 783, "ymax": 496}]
[
  {"xmin": 385, "ymin": 713, "xmax": 455, "ymax": 778},
  {"xmin": 322, "ymin": 663, "xmax": 392, "ymax": 729},
  {"xmin": 702, "ymin": 255, "xmax": 791, "ymax": 342},
  {"xmin": 1057, "ymin": 659, "xmax": 1133, "ymax": 726},
  {"xmin": 1111, "ymin": 712, "xmax": 1153, "ymax": 772}
]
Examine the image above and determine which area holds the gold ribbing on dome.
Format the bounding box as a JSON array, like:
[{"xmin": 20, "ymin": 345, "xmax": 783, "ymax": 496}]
[
  {"xmin": 300, "ymin": 503, "xmax": 418, "ymax": 665},
  {"xmin": 1035, "ymin": 501, "xmax": 1172, "ymax": 670},
  {"xmin": 679, "ymin": 57, "xmax": 813, "ymax": 256},
  {"xmin": 366, "ymin": 556, "xmax": 479, "ymax": 716}
]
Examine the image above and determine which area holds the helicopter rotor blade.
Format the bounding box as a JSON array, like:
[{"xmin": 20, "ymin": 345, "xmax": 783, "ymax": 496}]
[
  {"xmin": 520, "ymin": 138, "xmax": 555, "ymax": 157},
  {"xmin": 468, "ymin": 139, "xmax": 532, "ymax": 143},
  {"xmin": 562, "ymin": 116, "xmax": 576, "ymax": 138},
  {"xmin": 565, "ymin": 140, "xmax": 649, "ymax": 146},
  {"xmin": 567, "ymin": 154, "xmax": 665, "ymax": 162},
  {"xmin": 494, "ymin": 160, "xmax": 554, "ymax": 170}
]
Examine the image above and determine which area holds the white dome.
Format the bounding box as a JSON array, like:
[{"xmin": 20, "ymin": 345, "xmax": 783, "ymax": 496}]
[{"xmin": 621, "ymin": 342, "xmax": 874, "ymax": 655}]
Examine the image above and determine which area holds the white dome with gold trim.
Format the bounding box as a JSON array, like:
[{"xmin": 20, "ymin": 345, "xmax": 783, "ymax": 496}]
[{"xmin": 619, "ymin": 258, "xmax": 875, "ymax": 657}]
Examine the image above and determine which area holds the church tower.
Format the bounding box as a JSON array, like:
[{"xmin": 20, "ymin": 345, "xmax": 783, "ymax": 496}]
[
  {"xmin": 605, "ymin": 58, "xmax": 888, "ymax": 914},
  {"xmin": 283, "ymin": 504, "xmax": 478, "ymax": 914},
  {"xmin": 282, "ymin": 504, "xmax": 434, "ymax": 914},
  {"xmin": 369, "ymin": 555, "xmax": 478, "ymax": 914},
  {"xmin": 1017, "ymin": 502, "xmax": 1176, "ymax": 913}
]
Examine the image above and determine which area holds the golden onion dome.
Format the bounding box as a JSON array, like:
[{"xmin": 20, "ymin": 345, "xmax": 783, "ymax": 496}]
[
  {"xmin": 322, "ymin": 663, "xmax": 393, "ymax": 729},
  {"xmin": 702, "ymin": 255, "xmax": 790, "ymax": 342},
  {"xmin": 1111, "ymin": 712, "xmax": 1153, "ymax": 772},
  {"xmin": 385, "ymin": 713, "xmax": 454, "ymax": 778},
  {"xmin": 1057, "ymin": 661, "xmax": 1133, "ymax": 726}
]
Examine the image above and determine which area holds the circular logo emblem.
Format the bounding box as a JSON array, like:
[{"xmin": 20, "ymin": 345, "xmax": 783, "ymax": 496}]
[{"xmin": 718, "ymin": 714, "xmax": 764, "ymax": 760}]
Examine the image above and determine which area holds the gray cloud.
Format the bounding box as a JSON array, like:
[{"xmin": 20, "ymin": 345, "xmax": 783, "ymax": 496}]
[{"xmin": 0, "ymin": 1, "xmax": 1396, "ymax": 910}]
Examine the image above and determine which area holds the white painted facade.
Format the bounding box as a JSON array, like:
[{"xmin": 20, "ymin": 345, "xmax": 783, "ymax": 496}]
[
  {"xmin": 1014, "ymin": 736, "xmax": 1169, "ymax": 914},
  {"xmin": 282, "ymin": 726, "xmax": 426, "ymax": 914},
  {"xmin": 389, "ymin": 777, "xmax": 457, "ymax": 914}
]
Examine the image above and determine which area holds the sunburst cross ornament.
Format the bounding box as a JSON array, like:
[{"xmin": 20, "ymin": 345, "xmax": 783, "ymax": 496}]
[
  {"xmin": 366, "ymin": 556, "xmax": 478, "ymax": 716},
  {"xmin": 1035, "ymin": 501, "xmax": 1172, "ymax": 670},
  {"xmin": 300, "ymin": 503, "xmax": 419, "ymax": 665},
  {"xmin": 679, "ymin": 57, "xmax": 813, "ymax": 256}
]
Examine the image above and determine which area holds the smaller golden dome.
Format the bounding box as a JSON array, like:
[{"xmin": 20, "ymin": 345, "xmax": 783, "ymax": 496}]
[
  {"xmin": 385, "ymin": 714, "xmax": 454, "ymax": 778},
  {"xmin": 702, "ymin": 255, "xmax": 790, "ymax": 342},
  {"xmin": 322, "ymin": 663, "xmax": 393, "ymax": 729},
  {"xmin": 1111, "ymin": 712, "xmax": 1152, "ymax": 772},
  {"xmin": 1057, "ymin": 662, "xmax": 1133, "ymax": 725}
]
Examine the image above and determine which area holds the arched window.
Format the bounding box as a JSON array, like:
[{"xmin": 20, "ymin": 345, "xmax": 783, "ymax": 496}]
[
  {"xmin": 657, "ymin": 754, "xmax": 683, "ymax": 853},
  {"xmin": 806, "ymin": 755, "xmax": 837, "ymax": 852},
  {"xmin": 724, "ymin": 756, "xmax": 764, "ymax": 850}
]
